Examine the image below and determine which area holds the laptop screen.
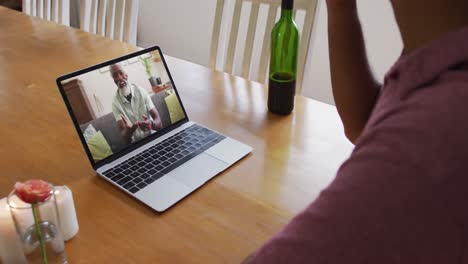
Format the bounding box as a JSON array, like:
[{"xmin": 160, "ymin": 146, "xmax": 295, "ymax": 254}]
[{"xmin": 58, "ymin": 48, "xmax": 187, "ymax": 164}]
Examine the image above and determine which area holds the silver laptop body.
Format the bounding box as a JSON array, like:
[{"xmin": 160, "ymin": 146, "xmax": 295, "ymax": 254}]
[{"xmin": 57, "ymin": 46, "xmax": 252, "ymax": 212}]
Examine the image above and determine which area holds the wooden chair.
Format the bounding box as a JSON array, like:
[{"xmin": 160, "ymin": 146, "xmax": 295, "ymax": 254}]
[
  {"xmin": 22, "ymin": 0, "xmax": 70, "ymax": 26},
  {"xmin": 79, "ymin": 0, "xmax": 139, "ymax": 45},
  {"xmin": 209, "ymin": 0, "xmax": 317, "ymax": 94}
]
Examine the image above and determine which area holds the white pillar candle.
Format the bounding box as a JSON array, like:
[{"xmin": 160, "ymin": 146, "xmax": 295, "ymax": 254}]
[
  {"xmin": 54, "ymin": 186, "xmax": 79, "ymax": 241},
  {"xmin": 0, "ymin": 198, "xmax": 27, "ymax": 264}
]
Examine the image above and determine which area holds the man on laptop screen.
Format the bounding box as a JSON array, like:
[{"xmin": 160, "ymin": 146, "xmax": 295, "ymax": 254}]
[
  {"xmin": 110, "ymin": 63, "xmax": 162, "ymax": 144},
  {"xmin": 61, "ymin": 51, "xmax": 185, "ymax": 162}
]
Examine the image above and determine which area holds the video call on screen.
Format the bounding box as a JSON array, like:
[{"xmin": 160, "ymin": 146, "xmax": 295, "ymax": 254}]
[{"xmin": 61, "ymin": 50, "xmax": 186, "ymax": 162}]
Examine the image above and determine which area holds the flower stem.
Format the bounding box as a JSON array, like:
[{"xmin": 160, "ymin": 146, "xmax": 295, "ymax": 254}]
[{"xmin": 32, "ymin": 204, "xmax": 48, "ymax": 264}]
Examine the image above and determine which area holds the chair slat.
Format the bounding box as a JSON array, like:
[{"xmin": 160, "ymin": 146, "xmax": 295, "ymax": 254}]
[
  {"xmin": 123, "ymin": 0, "xmax": 138, "ymax": 45},
  {"xmin": 31, "ymin": 0, "xmax": 36, "ymax": 16},
  {"xmin": 241, "ymin": 2, "xmax": 260, "ymax": 79},
  {"xmin": 79, "ymin": 0, "xmax": 90, "ymax": 31},
  {"xmin": 89, "ymin": 0, "xmax": 98, "ymax": 33},
  {"xmin": 97, "ymin": 0, "xmax": 108, "ymax": 36},
  {"xmin": 258, "ymin": 4, "xmax": 277, "ymax": 83},
  {"xmin": 245, "ymin": 0, "xmax": 308, "ymax": 9},
  {"xmin": 37, "ymin": 0, "xmax": 44, "ymax": 18},
  {"xmin": 209, "ymin": 0, "xmax": 225, "ymax": 69},
  {"xmin": 225, "ymin": 0, "xmax": 242, "ymax": 74},
  {"xmin": 106, "ymin": 0, "xmax": 116, "ymax": 39},
  {"xmin": 51, "ymin": 0, "xmax": 58, "ymax": 23},
  {"xmin": 296, "ymin": 0, "xmax": 317, "ymax": 94},
  {"xmin": 21, "ymin": 0, "xmax": 69, "ymax": 25},
  {"xmin": 44, "ymin": 0, "xmax": 51, "ymax": 20},
  {"xmin": 113, "ymin": 0, "xmax": 125, "ymax": 41},
  {"xmin": 58, "ymin": 0, "xmax": 69, "ymax": 25},
  {"xmin": 22, "ymin": 0, "xmax": 31, "ymax": 14},
  {"xmin": 208, "ymin": 0, "xmax": 317, "ymax": 91},
  {"xmin": 57, "ymin": 0, "xmax": 63, "ymax": 24}
]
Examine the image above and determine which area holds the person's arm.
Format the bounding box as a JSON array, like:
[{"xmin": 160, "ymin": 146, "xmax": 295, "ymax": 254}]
[
  {"xmin": 117, "ymin": 115, "xmax": 138, "ymax": 144},
  {"xmin": 243, "ymin": 101, "xmax": 457, "ymax": 263},
  {"xmin": 140, "ymin": 87, "xmax": 162, "ymax": 131},
  {"xmin": 112, "ymin": 100, "xmax": 139, "ymax": 144},
  {"xmin": 327, "ymin": 0, "xmax": 380, "ymax": 143},
  {"xmin": 138, "ymin": 109, "xmax": 162, "ymax": 132},
  {"xmin": 148, "ymin": 108, "xmax": 163, "ymax": 130}
]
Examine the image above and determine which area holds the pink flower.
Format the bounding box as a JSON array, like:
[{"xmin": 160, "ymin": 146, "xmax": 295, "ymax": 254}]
[{"xmin": 14, "ymin": 179, "xmax": 52, "ymax": 204}]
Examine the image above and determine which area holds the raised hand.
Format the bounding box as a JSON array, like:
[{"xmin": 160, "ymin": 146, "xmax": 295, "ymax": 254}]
[
  {"xmin": 117, "ymin": 114, "xmax": 139, "ymax": 144},
  {"xmin": 121, "ymin": 115, "xmax": 138, "ymax": 130},
  {"xmin": 138, "ymin": 114, "xmax": 153, "ymax": 131}
]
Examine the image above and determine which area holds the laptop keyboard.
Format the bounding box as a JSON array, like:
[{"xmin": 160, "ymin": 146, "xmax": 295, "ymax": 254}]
[{"xmin": 102, "ymin": 124, "xmax": 226, "ymax": 194}]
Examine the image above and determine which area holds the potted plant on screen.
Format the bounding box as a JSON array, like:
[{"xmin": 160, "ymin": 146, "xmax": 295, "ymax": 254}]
[{"xmin": 141, "ymin": 57, "xmax": 161, "ymax": 89}]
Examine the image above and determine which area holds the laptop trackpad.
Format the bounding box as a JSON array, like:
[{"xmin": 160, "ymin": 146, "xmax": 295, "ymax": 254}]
[
  {"xmin": 169, "ymin": 153, "xmax": 229, "ymax": 189},
  {"xmin": 135, "ymin": 175, "xmax": 192, "ymax": 212}
]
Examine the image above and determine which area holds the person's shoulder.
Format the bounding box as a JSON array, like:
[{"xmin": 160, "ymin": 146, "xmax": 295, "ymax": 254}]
[
  {"xmin": 111, "ymin": 91, "xmax": 122, "ymax": 107},
  {"xmin": 402, "ymin": 67, "xmax": 468, "ymax": 116},
  {"xmin": 111, "ymin": 91, "xmax": 119, "ymax": 101},
  {"xmin": 356, "ymin": 67, "xmax": 468, "ymax": 165},
  {"xmin": 132, "ymin": 84, "xmax": 148, "ymax": 94},
  {"xmin": 372, "ymin": 65, "xmax": 468, "ymax": 126}
]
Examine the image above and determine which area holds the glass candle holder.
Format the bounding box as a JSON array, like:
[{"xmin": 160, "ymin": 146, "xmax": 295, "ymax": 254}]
[{"xmin": 7, "ymin": 187, "xmax": 67, "ymax": 264}]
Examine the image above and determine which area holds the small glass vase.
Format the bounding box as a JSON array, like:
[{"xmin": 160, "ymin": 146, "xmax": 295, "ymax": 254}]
[{"xmin": 7, "ymin": 187, "xmax": 68, "ymax": 264}]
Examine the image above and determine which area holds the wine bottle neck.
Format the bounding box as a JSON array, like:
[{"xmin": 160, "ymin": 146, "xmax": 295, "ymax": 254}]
[
  {"xmin": 282, "ymin": 0, "xmax": 293, "ymax": 10},
  {"xmin": 280, "ymin": 9, "xmax": 293, "ymax": 20},
  {"xmin": 281, "ymin": 0, "xmax": 294, "ymax": 19}
]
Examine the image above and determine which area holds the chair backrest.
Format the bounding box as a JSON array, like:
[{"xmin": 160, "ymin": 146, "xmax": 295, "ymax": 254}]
[
  {"xmin": 209, "ymin": 0, "xmax": 317, "ymax": 94},
  {"xmin": 22, "ymin": 0, "xmax": 70, "ymax": 26},
  {"xmin": 79, "ymin": 0, "xmax": 139, "ymax": 45}
]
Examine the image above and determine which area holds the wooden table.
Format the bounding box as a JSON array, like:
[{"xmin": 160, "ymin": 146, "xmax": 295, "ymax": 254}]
[{"xmin": 0, "ymin": 7, "xmax": 353, "ymax": 263}]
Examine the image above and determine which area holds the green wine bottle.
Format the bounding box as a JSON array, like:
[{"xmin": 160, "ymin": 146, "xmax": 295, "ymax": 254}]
[{"xmin": 268, "ymin": 0, "xmax": 299, "ymax": 115}]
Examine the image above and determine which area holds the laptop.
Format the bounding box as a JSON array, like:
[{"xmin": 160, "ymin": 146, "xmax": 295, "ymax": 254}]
[{"xmin": 56, "ymin": 46, "xmax": 252, "ymax": 212}]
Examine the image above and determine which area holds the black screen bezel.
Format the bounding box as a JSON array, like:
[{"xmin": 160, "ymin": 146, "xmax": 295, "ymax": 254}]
[{"xmin": 56, "ymin": 46, "xmax": 190, "ymax": 169}]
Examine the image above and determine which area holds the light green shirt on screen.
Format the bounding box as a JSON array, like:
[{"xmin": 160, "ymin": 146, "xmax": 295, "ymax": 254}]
[{"xmin": 112, "ymin": 83, "xmax": 155, "ymax": 143}]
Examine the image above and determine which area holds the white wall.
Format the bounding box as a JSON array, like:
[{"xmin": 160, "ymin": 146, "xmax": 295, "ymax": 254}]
[
  {"xmin": 303, "ymin": 0, "xmax": 403, "ymax": 104},
  {"xmin": 137, "ymin": 0, "xmax": 403, "ymax": 105},
  {"xmin": 138, "ymin": 0, "xmax": 217, "ymax": 66}
]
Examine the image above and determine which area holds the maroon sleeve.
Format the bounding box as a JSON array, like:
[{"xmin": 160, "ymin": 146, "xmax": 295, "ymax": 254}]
[{"xmin": 247, "ymin": 89, "xmax": 466, "ymax": 263}]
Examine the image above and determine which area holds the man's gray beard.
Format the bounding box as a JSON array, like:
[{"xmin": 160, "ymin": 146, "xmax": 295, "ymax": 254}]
[{"xmin": 120, "ymin": 83, "xmax": 131, "ymax": 97}]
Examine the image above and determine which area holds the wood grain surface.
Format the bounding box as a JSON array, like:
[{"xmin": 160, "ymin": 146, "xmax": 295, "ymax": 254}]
[{"xmin": 0, "ymin": 7, "xmax": 353, "ymax": 263}]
